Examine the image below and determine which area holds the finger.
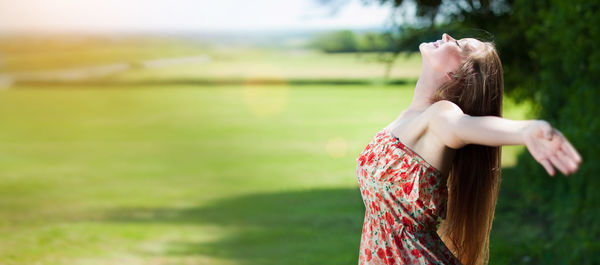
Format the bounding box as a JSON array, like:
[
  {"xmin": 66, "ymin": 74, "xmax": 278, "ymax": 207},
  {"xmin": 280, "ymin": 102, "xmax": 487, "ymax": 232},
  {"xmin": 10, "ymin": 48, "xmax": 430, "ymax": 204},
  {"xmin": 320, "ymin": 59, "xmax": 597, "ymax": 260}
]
[
  {"xmin": 557, "ymin": 149, "xmax": 578, "ymax": 174},
  {"xmin": 560, "ymin": 139, "xmax": 582, "ymax": 164},
  {"xmin": 540, "ymin": 159, "xmax": 555, "ymax": 176},
  {"xmin": 549, "ymin": 155, "xmax": 570, "ymax": 176}
]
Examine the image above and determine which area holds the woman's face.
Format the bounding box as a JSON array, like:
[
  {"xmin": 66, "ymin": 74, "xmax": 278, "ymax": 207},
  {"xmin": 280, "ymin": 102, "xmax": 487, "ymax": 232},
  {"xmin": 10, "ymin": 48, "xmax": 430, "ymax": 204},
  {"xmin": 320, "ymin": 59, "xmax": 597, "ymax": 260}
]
[{"xmin": 419, "ymin": 33, "xmax": 483, "ymax": 75}]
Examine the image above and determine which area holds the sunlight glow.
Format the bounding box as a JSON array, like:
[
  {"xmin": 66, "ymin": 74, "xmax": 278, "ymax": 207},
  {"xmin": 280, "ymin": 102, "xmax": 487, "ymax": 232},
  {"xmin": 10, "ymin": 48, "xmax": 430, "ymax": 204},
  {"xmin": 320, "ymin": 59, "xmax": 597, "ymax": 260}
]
[
  {"xmin": 326, "ymin": 137, "xmax": 348, "ymax": 158},
  {"xmin": 0, "ymin": 0, "xmax": 391, "ymax": 33}
]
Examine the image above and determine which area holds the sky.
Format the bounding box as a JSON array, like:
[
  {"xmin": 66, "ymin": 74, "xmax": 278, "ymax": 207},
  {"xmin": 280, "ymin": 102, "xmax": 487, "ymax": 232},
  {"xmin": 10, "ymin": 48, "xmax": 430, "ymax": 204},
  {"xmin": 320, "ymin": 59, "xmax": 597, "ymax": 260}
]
[{"xmin": 0, "ymin": 0, "xmax": 393, "ymax": 33}]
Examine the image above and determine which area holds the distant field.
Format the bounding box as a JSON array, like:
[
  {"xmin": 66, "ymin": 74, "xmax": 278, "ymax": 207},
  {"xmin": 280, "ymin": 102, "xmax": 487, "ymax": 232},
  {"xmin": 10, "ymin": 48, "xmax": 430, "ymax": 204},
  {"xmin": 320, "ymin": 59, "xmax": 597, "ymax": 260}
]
[
  {"xmin": 0, "ymin": 83, "xmax": 529, "ymax": 265},
  {"xmin": 0, "ymin": 36, "xmax": 421, "ymax": 86},
  {"xmin": 109, "ymin": 48, "xmax": 422, "ymax": 83},
  {"xmin": 0, "ymin": 37, "xmax": 210, "ymax": 73}
]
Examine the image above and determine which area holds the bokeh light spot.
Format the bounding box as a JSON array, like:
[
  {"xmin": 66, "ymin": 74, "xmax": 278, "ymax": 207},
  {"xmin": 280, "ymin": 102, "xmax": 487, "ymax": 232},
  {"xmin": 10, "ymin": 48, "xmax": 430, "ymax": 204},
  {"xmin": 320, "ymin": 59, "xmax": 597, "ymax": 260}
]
[
  {"xmin": 326, "ymin": 137, "xmax": 348, "ymax": 158},
  {"xmin": 241, "ymin": 85, "xmax": 289, "ymax": 118}
]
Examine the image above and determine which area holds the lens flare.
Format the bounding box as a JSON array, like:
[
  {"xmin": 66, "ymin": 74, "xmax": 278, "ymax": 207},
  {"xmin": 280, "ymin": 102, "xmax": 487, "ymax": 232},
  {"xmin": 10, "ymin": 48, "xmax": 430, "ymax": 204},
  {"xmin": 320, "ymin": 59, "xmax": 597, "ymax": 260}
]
[{"xmin": 326, "ymin": 137, "xmax": 348, "ymax": 158}]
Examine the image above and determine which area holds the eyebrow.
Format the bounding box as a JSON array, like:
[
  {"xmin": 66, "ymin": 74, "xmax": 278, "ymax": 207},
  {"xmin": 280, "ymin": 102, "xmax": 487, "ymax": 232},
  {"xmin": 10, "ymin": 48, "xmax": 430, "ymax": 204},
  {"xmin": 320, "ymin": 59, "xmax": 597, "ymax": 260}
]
[{"xmin": 459, "ymin": 39, "xmax": 474, "ymax": 51}]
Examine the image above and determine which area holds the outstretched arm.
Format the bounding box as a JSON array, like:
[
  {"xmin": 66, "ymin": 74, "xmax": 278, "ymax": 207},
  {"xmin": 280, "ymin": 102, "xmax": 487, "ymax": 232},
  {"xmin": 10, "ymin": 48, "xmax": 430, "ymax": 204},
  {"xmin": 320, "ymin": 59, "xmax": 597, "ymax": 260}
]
[{"xmin": 428, "ymin": 100, "xmax": 582, "ymax": 176}]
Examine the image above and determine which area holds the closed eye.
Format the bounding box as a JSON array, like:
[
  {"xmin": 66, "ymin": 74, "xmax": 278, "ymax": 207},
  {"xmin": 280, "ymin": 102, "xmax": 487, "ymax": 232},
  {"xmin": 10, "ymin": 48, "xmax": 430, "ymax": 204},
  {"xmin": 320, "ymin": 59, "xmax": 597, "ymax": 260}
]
[{"xmin": 455, "ymin": 40, "xmax": 461, "ymax": 48}]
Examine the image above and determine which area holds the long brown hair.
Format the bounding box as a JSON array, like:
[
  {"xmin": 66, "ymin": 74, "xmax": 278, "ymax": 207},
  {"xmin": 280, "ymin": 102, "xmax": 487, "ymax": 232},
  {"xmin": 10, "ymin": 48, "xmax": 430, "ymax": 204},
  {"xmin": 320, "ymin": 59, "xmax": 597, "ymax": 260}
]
[{"xmin": 431, "ymin": 41, "xmax": 504, "ymax": 265}]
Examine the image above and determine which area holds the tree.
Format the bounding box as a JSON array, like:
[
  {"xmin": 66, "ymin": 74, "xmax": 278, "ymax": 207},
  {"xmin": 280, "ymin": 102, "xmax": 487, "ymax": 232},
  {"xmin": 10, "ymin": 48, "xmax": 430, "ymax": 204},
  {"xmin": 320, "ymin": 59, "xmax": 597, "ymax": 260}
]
[{"xmin": 309, "ymin": 30, "xmax": 359, "ymax": 53}]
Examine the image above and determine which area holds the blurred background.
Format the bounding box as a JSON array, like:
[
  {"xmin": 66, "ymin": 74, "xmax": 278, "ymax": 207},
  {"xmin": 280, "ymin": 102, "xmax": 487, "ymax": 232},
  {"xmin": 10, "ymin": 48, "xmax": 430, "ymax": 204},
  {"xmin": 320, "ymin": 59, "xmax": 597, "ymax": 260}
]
[{"xmin": 0, "ymin": 0, "xmax": 598, "ymax": 264}]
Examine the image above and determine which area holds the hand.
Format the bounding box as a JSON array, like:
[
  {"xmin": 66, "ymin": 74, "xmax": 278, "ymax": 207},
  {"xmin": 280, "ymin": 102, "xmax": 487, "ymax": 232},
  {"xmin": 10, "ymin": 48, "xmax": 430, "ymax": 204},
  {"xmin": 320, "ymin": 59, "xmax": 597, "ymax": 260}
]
[{"xmin": 522, "ymin": 120, "xmax": 582, "ymax": 176}]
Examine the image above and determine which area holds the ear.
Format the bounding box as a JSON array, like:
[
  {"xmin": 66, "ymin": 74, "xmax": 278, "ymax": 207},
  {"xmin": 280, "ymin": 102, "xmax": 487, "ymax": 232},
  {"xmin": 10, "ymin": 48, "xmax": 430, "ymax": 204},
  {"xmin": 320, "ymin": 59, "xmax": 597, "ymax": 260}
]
[{"xmin": 445, "ymin": 72, "xmax": 454, "ymax": 81}]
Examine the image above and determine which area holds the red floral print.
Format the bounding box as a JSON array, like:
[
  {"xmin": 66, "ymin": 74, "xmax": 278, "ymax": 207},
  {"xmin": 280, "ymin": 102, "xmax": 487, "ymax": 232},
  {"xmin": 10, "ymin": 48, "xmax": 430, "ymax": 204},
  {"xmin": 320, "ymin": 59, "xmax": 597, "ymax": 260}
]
[
  {"xmin": 386, "ymin": 246, "xmax": 394, "ymax": 256},
  {"xmin": 356, "ymin": 128, "xmax": 462, "ymax": 265},
  {"xmin": 385, "ymin": 212, "xmax": 395, "ymax": 226},
  {"xmin": 377, "ymin": 248, "xmax": 386, "ymax": 259},
  {"xmin": 365, "ymin": 249, "xmax": 372, "ymax": 261},
  {"xmin": 401, "ymin": 216, "xmax": 412, "ymax": 227},
  {"xmin": 371, "ymin": 201, "xmax": 380, "ymax": 212},
  {"xmin": 416, "ymin": 199, "xmax": 424, "ymax": 208},
  {"xmin": 403, "ymin": 182, "xmax": 413, "ymax": 195},
  {"xmin": 367, "ymin": 152, "xmax": 376, "ymax": 166},
  {"xmin": 428, "ymin": 175, "xmax": 438, "ymax": 186},
  {"xmin": 387, "ymin": 257, "xmax": 396, "ymax": 265}
]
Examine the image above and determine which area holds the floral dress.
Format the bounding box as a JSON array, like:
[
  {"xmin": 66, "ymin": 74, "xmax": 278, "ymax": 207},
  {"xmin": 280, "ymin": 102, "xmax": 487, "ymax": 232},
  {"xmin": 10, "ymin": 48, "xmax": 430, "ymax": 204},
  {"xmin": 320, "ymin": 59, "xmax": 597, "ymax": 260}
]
[{"xmin": 356, "ymin": 128, "xmax": 462, "ymax": 265}]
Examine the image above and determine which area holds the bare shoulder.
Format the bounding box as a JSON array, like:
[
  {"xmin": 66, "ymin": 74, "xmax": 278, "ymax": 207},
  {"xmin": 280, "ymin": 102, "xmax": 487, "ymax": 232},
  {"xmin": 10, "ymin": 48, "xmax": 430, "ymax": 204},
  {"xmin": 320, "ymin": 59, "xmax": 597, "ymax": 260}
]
[
  {"xmin": 424, "ymin": 100, "xmax": 467, "ymax": 149},
  {"xmin": 425, "ymin": 100, "xmax": 464, "ymax": 117}
]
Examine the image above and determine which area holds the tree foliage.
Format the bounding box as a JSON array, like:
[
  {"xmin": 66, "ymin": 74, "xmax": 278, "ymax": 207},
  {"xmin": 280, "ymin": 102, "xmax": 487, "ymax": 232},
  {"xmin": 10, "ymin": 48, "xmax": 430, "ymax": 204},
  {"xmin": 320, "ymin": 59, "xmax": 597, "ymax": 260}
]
[
  {"xmin": 309, "ymin": 30, "xmax": 398, "ymax": 53},
  {"xmin": 309, "ymin": 30, "xmax": 359, "ymax": 53},
  {"xmin": 501, "ymin": 1, "xmax": 600, "ymax": 263}
]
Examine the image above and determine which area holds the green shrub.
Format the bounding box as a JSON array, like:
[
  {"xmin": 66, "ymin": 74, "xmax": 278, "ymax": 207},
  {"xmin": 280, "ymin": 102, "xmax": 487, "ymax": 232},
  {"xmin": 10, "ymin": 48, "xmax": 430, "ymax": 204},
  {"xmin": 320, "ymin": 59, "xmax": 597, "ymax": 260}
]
[{"xmin": 497, "ymin": 1, "xmax": 600, "ymax": 263}]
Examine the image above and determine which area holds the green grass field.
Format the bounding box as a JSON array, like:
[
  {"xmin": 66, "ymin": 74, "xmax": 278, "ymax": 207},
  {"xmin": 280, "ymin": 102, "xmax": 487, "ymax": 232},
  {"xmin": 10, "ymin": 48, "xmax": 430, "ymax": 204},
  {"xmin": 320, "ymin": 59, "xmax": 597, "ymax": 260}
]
[{"xmin": 0, "ymin": 83, "xmax": 529, "ymax": 265}]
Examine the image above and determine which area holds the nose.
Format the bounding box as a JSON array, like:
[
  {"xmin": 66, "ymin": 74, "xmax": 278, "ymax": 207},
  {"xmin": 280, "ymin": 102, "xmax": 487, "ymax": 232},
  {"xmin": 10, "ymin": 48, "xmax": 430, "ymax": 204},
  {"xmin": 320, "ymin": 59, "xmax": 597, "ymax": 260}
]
[{"xmin": 442, "ymin": 33, "xmax": 455, "ymax": 42}]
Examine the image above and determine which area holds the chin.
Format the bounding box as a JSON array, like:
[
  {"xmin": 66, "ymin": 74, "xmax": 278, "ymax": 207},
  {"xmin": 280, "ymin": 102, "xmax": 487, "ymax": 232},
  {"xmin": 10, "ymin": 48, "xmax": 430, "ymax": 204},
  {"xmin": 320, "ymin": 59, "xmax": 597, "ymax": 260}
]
[
  {"xmin": 418, "ymin": 45, "xmax": 429, "ymax": 58},
  {"xmin": 418, "ymin": 45, "xmax": 426, "ymax": 56},
  {"xmin": 419, "ymin": 42, "xmax": 433, "ymax": 54}
]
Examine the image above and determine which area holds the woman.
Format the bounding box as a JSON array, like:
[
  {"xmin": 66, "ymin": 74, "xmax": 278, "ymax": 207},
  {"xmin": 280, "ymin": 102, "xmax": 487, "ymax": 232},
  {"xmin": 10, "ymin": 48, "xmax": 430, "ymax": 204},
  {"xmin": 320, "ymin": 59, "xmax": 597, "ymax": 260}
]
[{"xmin": 355, "ymin": 33, "xmax": 582, "ymax": 265}]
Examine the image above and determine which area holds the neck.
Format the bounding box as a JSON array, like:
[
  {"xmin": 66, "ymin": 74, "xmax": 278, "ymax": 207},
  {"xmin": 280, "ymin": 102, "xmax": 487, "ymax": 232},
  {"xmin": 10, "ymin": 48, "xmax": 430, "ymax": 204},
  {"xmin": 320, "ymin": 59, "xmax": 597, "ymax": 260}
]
[{"xmin": 407, "ymin": 65, "xmax": 447, "ymax": 112}]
